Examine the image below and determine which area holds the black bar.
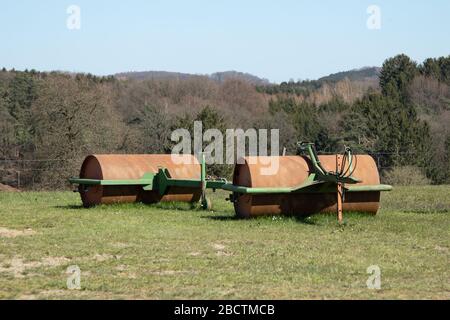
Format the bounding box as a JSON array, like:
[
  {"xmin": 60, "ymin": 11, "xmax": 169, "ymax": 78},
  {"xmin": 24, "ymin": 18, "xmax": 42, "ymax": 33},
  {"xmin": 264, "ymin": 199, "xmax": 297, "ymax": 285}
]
[{"xmin": 0, "ymin": 300, "xmax": 444, "ymax": 319}]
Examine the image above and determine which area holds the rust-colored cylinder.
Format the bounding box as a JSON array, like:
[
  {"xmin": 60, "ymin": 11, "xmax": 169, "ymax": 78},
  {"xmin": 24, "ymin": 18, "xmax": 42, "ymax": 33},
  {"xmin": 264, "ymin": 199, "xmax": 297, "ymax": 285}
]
[
  {"xmin": 78, "ymin": 154, "xmax": 201, "ymax": 207},
  {"xmin": 233, "ymin": 155, "xmax": 381, "ymax": 218}
]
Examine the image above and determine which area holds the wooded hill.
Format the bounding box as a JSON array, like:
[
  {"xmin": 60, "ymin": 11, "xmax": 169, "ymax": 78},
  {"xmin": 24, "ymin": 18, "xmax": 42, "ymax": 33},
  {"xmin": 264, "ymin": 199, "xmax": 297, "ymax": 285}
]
[
  {"xmin": 0, "ymin": 54, "xmax": 449, "ymax": 189},
  {"xmin": 115, "ymin": 70, "xmax": 270, "ymax": 85}
]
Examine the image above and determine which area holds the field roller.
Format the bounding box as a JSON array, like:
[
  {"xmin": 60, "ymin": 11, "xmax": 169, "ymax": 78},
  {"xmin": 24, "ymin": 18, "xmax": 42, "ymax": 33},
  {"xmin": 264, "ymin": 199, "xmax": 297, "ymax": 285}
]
[{"xmin": 69, "ymin": 143, "xmax": 392, "ymax": 223}]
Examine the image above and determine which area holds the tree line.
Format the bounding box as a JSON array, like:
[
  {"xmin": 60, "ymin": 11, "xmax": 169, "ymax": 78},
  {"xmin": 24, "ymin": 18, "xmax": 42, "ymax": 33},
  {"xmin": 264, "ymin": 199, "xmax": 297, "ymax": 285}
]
[{"xmin": 0, "ymin": 54, "xmax": 449, "ymax": 189}]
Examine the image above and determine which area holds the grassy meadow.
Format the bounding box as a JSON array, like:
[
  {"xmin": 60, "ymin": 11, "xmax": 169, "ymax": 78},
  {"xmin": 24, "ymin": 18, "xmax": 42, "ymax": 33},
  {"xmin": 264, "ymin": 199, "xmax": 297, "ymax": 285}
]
[{"xmin": 0, "ymin": 186, "xmax": 449, "ymax": 299}]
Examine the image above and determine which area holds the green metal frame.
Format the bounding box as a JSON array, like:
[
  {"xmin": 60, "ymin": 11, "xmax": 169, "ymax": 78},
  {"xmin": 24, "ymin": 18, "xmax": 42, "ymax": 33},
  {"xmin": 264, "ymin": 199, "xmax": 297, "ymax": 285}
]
[
  {"xmin": 298, "ymin": 142, "xmax": 360, "ymax": 184},
  {"xmin": 221, "ymin": 181, "xmax": 392, "ymax": 194},
  {"xmin": 68, "ymin": 178, "xmax": 154, "ymax": 186}
]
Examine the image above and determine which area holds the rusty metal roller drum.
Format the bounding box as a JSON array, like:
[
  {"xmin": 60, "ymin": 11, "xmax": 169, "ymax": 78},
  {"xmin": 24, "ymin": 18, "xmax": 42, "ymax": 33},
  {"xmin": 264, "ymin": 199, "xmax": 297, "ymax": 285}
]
[
  {"xmin": 79, "ymin": 154, "xmax": 201, "ymax": 207},
  {"xmin": 233, "ymin": 155, "xmax": 381, "ymax": 218}
]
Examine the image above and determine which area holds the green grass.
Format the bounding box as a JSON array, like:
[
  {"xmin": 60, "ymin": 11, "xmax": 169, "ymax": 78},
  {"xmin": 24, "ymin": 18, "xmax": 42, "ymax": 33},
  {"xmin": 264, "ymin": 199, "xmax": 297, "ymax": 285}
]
[{"xmin": 0, "ymin": 186, "xmax": 449, "ymax": 299}]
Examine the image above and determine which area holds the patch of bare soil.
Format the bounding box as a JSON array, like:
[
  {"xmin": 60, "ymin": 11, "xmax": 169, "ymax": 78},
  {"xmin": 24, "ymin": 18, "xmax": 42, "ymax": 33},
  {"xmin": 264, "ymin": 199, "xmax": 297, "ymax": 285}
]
[
  {"xmin": 19, "ymin": 289, "xmax": 129, "ymax": 300},
  {"xmin": 0, "ymin": 256, "xmax": 70, "ymax": 278},
  {"xmin": 435, "ymin": 245, "xmax": 448, "ymax": 252},
  {"xmin": 211, "ymin": 242, "xmax": 232, "ymax": 256},
  {"xmin": 111, "ymin": 242, "xmax": 132, "ymax": 249},
  {"xmin": 211, "ymin": 243, "xmax": 226, "ymax": 251},
  {"xmin": 0, "ymin": 183, "xmax": 19, "ymax": 192},
  {"xmin": 0, "ymin": 227, "xmax": 36, "ymax": 238},
  {"xmin": 150, "ymin": 270, "xmax": 197, "ymax": 276},
  {"xmin": 92, "ymin": 253, "xmax": 121, "ymax": 262},
  {"xmin": 115, "ymin": 265, "xmax": 137, "ymax": 279}
]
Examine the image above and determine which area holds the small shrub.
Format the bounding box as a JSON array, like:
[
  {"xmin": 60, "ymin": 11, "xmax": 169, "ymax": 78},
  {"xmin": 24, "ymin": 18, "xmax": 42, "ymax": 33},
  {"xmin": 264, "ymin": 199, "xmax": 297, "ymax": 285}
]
[{"xmin": 382, "ymin": 166, "xmax": 431, "ymax": 186}]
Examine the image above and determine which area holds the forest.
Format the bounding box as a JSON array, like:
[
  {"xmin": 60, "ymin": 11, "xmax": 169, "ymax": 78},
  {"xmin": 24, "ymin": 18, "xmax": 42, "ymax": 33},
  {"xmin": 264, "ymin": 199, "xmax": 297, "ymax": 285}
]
[{"xmin": 1, "ymin": 54, "xmax": 449, "ymax": 189}]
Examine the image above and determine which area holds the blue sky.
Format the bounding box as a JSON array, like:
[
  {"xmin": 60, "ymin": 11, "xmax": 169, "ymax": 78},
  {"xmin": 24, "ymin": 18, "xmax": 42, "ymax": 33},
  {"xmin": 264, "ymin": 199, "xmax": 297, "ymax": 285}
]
[{"xmin": 1, "ymin": 0, "xmax": 449, "ymax": 83}]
